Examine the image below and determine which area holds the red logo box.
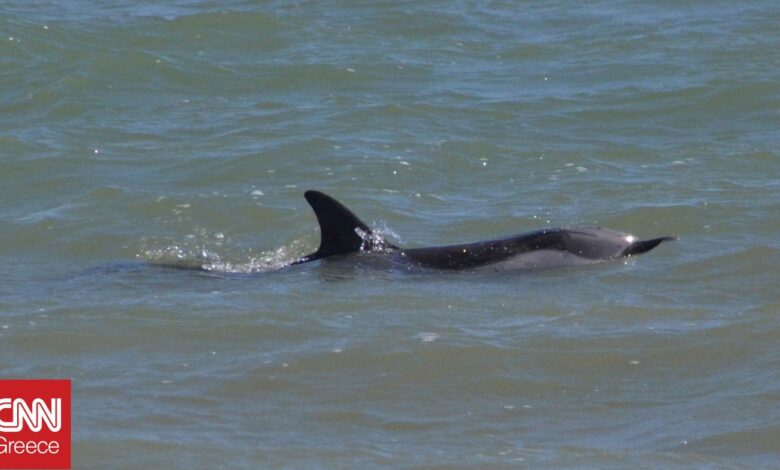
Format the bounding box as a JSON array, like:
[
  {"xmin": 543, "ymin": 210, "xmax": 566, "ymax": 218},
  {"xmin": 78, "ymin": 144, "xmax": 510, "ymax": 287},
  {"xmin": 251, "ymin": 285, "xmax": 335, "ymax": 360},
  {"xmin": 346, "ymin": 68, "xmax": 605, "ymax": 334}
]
[{"xmin": 0, "ymin": 380, "xmax": 71, "ymax": 469}]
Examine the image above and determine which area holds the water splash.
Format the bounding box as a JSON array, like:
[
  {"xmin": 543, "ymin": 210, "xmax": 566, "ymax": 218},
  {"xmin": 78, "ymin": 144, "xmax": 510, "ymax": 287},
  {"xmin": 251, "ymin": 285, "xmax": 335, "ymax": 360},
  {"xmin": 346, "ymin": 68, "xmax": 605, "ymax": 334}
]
[
  {"xmin": 355, "ymin": 223, "xmax": 402, "ymax": 253},
  {"xmin": 138, "ymin": 231, "xmax": 312, "ymax": 273},
  {"xmin": 139, "ymin": 221, "xmax": 401, "ymax": 273}
]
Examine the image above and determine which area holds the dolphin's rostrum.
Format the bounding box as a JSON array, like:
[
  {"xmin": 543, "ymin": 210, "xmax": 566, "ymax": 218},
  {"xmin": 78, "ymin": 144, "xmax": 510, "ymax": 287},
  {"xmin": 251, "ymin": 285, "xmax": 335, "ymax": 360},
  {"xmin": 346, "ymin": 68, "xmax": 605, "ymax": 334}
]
[{"xmin": 293, "ymin": 190, "xmax": 673, "ymax": 271}]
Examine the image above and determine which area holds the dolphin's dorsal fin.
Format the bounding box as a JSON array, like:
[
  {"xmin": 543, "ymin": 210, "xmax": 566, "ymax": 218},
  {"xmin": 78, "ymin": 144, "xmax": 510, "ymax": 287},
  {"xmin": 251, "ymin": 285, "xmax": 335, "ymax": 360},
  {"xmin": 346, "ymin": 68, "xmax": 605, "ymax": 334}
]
[{"xmin": 299, "ymin": 190, "xmax": 377, "ymax": 262}]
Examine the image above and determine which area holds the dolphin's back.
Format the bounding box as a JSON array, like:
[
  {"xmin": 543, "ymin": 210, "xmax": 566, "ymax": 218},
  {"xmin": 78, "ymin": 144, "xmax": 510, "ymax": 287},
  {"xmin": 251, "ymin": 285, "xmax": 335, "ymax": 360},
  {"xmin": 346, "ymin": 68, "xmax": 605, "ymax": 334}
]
[
  {"xmin": 400, "ymin": 229, "xmax": 569, "ymax": 270},
  {"xmin": 293, "ymin": 190, "xmax": 673, "ymax": 271},
  {"xmin": 400, "ymin": 227, "xmax": 657, "ymax": 271}
]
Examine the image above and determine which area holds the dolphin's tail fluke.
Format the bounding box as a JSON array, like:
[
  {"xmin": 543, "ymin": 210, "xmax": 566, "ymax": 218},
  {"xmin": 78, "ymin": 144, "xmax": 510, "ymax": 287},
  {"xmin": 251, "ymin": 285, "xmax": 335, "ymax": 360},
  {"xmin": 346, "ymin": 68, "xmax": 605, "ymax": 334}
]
[
  {"xmin": 621, "ymin": 236, "xmax": 676, "ymax": 257},
  {"xmin": 294, "ymin": 190, "xmax": 396, "ymax": 264}
]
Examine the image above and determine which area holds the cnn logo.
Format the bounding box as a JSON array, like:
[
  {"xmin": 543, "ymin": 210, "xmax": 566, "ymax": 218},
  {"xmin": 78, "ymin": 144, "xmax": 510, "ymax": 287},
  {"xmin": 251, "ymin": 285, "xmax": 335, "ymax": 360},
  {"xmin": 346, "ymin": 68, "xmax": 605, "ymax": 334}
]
[
  {"xmin": 0, "ymin": 380, "xmax": 70, "ymax": 470},
  {"xmin": 0, "ymin": 398, "xmax": 61, "ymax": 433}
]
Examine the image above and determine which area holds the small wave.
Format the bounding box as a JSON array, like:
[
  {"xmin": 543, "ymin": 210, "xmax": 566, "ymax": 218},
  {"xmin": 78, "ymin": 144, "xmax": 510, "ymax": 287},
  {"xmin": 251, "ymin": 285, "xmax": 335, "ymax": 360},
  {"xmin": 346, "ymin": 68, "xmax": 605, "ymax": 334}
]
[
  {"xmin": 139, "ymin": 222, "xmax": 403, "ymax": 274},
  {"xmin": 138, "ymin": 234, "xmax": 312, "ymax": 273}
]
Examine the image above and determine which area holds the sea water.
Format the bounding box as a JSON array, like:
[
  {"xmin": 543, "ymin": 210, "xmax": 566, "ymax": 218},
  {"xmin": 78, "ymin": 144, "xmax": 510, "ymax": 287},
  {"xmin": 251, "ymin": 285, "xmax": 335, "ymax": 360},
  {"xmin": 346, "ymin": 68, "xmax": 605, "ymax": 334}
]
[{"xmin": 1, "ymin": 1, "xmax": 779, "ymax": 467}]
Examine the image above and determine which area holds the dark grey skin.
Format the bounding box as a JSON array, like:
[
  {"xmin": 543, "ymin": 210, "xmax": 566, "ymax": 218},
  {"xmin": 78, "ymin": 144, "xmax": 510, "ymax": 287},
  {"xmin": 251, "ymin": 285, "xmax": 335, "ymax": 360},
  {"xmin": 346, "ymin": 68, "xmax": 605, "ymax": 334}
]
[{"xmin": 293, "ymin": 190, "xmax": 674, "ymax": 272}]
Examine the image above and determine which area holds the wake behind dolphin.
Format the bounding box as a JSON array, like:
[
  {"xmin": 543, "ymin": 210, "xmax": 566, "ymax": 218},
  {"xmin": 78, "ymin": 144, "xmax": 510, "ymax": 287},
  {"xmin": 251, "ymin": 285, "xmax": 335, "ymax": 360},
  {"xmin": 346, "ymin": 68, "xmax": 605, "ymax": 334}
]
[{"xmin": 293, "ymin": 190, "xmax": 673, "ymax": 272}]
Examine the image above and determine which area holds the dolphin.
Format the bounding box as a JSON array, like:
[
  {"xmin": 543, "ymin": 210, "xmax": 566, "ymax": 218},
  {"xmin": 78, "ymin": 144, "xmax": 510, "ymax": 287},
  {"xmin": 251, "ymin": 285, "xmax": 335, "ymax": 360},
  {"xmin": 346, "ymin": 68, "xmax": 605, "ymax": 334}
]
[{"xmin": 292, "ymin": 190, "xmax": 673, "ymax": 272}]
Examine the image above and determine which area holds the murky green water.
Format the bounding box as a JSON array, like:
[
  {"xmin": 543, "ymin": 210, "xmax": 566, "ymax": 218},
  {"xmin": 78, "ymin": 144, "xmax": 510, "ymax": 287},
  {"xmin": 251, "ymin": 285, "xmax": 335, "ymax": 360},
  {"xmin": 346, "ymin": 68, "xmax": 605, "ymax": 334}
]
[{"xmin": 2, "ymin": 1, "xmax": 779, "ymax": 467}]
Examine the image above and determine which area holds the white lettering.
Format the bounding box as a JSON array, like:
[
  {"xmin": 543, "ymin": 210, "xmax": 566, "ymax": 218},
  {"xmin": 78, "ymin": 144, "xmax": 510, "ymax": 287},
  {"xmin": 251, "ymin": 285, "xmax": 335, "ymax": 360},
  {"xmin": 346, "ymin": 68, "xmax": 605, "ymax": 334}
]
[
  {"xmin": 0, "ymin": 436, "xmax": 60, "ymax": 454},
  {"xmin": 0, "ymin": 398, "xmax": 61, "ymax": 432}
]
